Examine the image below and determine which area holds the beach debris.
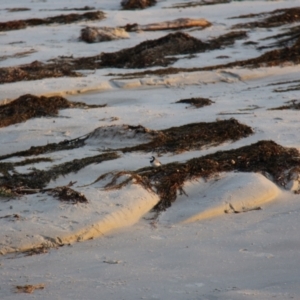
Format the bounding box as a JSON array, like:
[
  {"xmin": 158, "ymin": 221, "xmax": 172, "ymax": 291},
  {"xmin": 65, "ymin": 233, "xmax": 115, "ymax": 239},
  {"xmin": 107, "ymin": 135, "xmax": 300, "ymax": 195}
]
[
  {"xmin": 103, "ymin": 259, "xmax": 122, "ymax": 264},
  {"xmin": 45, "ymin": 183, "xmax": 88, "ymax": 204},
  {"xmin": 123, "ymin": 18, "xmax": 211, "ymax": 32},
  {"xmin": 15, "ymin": 283, "xmax": 45, "ymax": 294},
  {"xmin": 80, "ymin": 26, "xmax": 129, "ymax": 43}
]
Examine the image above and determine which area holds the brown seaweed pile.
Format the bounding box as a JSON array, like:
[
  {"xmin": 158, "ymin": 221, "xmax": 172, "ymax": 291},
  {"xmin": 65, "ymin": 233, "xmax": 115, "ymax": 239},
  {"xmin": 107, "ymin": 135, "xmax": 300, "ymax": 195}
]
[
  {"xmin": 100, "ymin": 140, "xmax": 300, "ymax": 211},
  {"xmin": 0, "ymin": 94, "xmax": 106, "ymax": 128},
  {"xmin": 113, "ymin": 35, "xmax": 300, "ymax": 78},
  {"xmin": 45, "ymin": 183, "xmax": 88, "ymax": 204},
  {"xmin": 100, "ymin": 31, "xmax": 247, "ymax": 68},
  {"xmin": 0, "ymin": 61, "xmax": 81, "ymax": 84},
  {"xmin": 0, "ymin": 119, "xmax": 252, "ymax": 167}
]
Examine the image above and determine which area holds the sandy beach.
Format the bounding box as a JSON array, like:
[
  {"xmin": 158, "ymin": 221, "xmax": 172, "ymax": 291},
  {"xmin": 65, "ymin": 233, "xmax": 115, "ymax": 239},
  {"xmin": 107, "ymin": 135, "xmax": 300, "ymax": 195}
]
[{"xmin": 1, "ymin": 0, "xmax": 300, "ymax": 298}]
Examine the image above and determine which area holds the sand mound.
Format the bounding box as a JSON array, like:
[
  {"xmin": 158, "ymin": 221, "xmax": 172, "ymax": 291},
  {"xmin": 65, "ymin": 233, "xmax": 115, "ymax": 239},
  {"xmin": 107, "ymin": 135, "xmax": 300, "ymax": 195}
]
[
  {"xmin": 0, "ymin": 185, "xmax": 159, "ymax": 255},
  {"xmin": 80, "ymin": 27, "xmax": 129, "ymax": 43},
  {"xmin": 85, "ymin": 124, "xmax": 160, "ymax": 149},
  {"xmin": 158, "ymin": 172, "xmax": 279, "ymax": 224}
]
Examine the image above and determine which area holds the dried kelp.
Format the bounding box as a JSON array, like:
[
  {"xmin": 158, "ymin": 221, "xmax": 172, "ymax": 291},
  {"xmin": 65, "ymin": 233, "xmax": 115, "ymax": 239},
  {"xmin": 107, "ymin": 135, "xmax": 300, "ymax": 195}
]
[
  {"xmin": 175, "ymin": 97, "xmax": 214, "ymax": 108},
  {"xmin": 0, "ymin": 61, "xmax": 81, "ymax": 84},
  {"xmin": 0, "ymin": 94, "xmax": 106, "ymax": 128},
  {"xmin": 0, "ymin": 31, "xmax": 246, "ymax": 84},
  {"xmin": 46, "ymin": 183, "xmax": 88, "ymax": 204},
  {"xmin": 113, "ymin": 37, "xmax": 300, "ymax": 78},
  {"xmin": 100, "ymin": 31, "xmax": 247, "ymax": 68},
  {"xmin": 119, "ymin": 118, "xmax": 253, "ymax": 154},
  {"xmin": 15, "ymin": 284, "xmax": 45, "ymax": 294},
  {"xmin": 121, "ymin": 0, "xmax": 157, "ymax": 10},
  {"xmin": 0, "ymin": 11, "xmax": 105, "ymax": 31},
  {"xmin": 100, "ymin": 141, "xmax": 300, "ymax": 211}
]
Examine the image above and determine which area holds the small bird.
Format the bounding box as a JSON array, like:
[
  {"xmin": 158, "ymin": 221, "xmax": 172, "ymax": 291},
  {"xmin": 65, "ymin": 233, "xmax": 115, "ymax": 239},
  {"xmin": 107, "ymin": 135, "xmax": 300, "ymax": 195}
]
[{"xmin": 150, "ymin": 156, "xmax": 162, "ymax": 167}]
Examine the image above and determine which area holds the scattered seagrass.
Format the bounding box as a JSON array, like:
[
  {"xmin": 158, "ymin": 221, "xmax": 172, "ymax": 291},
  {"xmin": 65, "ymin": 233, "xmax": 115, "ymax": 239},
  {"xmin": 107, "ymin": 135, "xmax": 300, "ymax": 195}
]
[
  {"xmin": 231, "ymin": 7, "xmax": 300, "ymax": 29},
  {"xmin": 269, "ymin": 99, "xmax": 300, "ymax": 110},
  {"xmin": 166, "ymin": 0, "xmax": 230, "ymax": 9},
  {"xmin": 0, "ymin": 152, "xmax": 119, "ymax": 195}
]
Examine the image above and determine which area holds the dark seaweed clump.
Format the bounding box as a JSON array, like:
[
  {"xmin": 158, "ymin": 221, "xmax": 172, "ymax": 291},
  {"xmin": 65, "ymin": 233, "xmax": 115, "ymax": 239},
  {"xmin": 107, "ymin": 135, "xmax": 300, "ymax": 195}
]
[{"xmin": 101, "ymin": 140, "xmax": 300, "ymax": 211}]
